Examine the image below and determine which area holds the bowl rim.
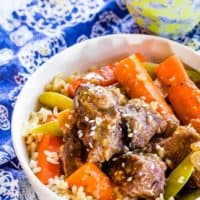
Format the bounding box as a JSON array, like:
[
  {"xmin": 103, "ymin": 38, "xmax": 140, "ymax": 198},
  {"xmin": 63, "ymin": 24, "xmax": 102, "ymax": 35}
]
[{"xmin": 11, "ymin": 33, "xmax": 200, "ymax": 199}]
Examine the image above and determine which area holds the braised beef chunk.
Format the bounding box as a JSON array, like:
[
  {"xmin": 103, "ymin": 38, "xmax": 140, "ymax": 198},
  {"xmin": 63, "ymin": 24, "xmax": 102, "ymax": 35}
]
[
  {"xmin": 164, "ymin": 114, "xmax": 180, "ymax": 137},
  {"xmin": 108, "ymin": 152, "xmax": 166, "ymax": 198},
  {"xmin": 108, "ymin": 85, "xmax": 128, "ymax": 106},
  {"xmin": 74, "ymin": 84, "xmax": 123, "ymax": 163},
  {"xmin": 158, "ymin": 126, "xmax": 200, "ymax": 169},
  {"xmin": 188, "ymin": 170, "xmax": 200, "ymax": 189},
  {"xmin": 119, "ymin": 99, "xmax": 168, "ymax": 149},
  {"xmin": 60, "ymin": 129, "xmax": 83, "ymax": 176}
]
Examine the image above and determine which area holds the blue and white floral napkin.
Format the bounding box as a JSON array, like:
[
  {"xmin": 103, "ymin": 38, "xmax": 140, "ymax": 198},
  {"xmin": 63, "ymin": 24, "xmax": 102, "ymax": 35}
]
[{"xmin": 0, "ymin": 0, "xmax": 199, "ymax": 199}]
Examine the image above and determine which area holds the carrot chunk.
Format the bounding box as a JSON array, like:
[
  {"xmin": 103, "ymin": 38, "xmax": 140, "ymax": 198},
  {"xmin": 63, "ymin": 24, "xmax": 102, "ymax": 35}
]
[
  {"xmin": 155, "ymin": 55, "xmax": 189, "ymax": 87},
  {"xmin": 66, "ymin": 162, "xmax": 114, "ymax": 200},
  {"xmin": 114, "ymin": 55, "xmax": 173, "ymax": 115},
  {"xmin": 68, "ymin": 78, "xmax": 85, "ymax": 97},
  {"xmin": 37, "ymin": 135, "xmax": 63, "ymax": 184},
  {"xmin": 67, "ymin": 53, "xmax": 144, "ymax": 97},
  {"xmin": 135, "ymin": 52, "xmax": 146, "ymax": 62},
  {"xmin": 156, "ymin": 55, "xmax": 200, "ymax": 126},
  {"xmin": 68, "ymin": 65, "xmax": 116, "ymax": 97},
  {"xmin": 168, "ymin": 83, "xmax": 200, "ymax": 124}
]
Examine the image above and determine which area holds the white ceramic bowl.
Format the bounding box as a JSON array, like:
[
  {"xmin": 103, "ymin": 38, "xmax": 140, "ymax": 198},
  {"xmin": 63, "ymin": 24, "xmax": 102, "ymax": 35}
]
[{"xmin": 12, "ymin": 34, "xmax": 200, "ymax": 200}]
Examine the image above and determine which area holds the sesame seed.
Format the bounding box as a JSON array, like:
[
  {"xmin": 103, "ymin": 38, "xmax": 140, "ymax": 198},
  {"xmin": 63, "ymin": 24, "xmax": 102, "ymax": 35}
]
[
  {"xmin": 91, "ymin": 126, "xmax": 96, "ymax": 131},
  {"xmin": 112, "ymin": 157, "xmax": 118, "ymax": 161},
  {"xmin": 90, "ymin": 131, "xmax": 95, "ymax": 136},
  {"xmin": 169, "ymin": 76, "xmax": 176, "ymax": 82},
  {"xmin": 124, "ymin": 145, "xmax": 129, "ymax": 152},
  {"xmin": 68, "ymin": 115, "xmax": 72, "ymax": 120},
  {"xmin": 177, "ymin": 176, "xmax": 185, "ymax": 184},
  {"xmin": 65, "ymin": 123, "xmax": 70, "ymax": 128},
  {"xmin": 126, "ymin": 177, "xmax": 133, "ymax": 182},
  {"xmin": 128, "ymin": 133, "xmax": 133, "ymax": 138},
  {"xmin": 95, "ymin": 117, "xmax": 102, "ymax": 125},
  {"xmin": 147, "ymin": 115, "xmax": 153, "ymax": 124},
  {"xmin": 88, "ymin": 142, "xmax": 93, "ymax": 148},
  {"xmin": 84, "ymin": 116, "xmax": 89, "ymax": 122},
  {"xmin": 77, "ymin": 130, "xmax": 83, "ymax": 138}
]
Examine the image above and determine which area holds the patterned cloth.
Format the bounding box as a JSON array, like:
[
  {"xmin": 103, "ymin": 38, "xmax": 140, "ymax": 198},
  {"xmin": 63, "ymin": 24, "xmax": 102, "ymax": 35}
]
[{"xmin": 0, "ymin": 0, "xmax": 199, "ymax": 199}]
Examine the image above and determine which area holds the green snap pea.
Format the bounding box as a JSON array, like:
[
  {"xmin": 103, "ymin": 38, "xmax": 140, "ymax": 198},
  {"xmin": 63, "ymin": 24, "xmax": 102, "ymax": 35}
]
[
  {"xmin": 143, "ymin": 62, "xmax": 157, "ymax": 79},
  {"xmin": 39, "ymin": 91, "xmax": 73, "ymax": 110},
  {"xmin": 187, "ymin": 69, "xmax": 200, "ymax": 84},
  {"xmin": 164, "ymin": 154, "xmax": 195, "ymax": 200},
  {"xmin": 30, "ymin": 121, "xmax": 62, "ymax": 136}
]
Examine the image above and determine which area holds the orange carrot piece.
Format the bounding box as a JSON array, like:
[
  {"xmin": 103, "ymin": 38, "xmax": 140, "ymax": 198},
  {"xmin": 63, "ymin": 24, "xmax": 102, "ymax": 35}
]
[
  {"xmin": 57, "ymin": 109, "xmax": 74, "ymax": 132},
  {"xmin": 156, "ymin": 55, "xmax": 200, "ymax": 125},
  {"xmin": 114, "ymin": 55, "xmax": 173, "ymax": 115},
  {"xmin": 68, "ymin": 53, "xmax": 145, "ymax": 97},
  {"xmin": 68, "ymin": 65, "xmax": 116, "ymax": 97},
  {"xmin": 155, "ymin": 55, "xmax": 189, "ymax": 87},
  {"xmin": 135, "ymin": 52, "xmax": 146, "ymax": 62},
  {"xmin": 68, "ymin": 78, "xmax": 85, "ymax": 97},
  {"xmin": 37, "ymin": 135, "xmax": 63, "ymax": 184},
  {"xmin": 167, "ymin": 83, "xmax": 200, "ymax": 124},
  {"xmin": 66, "ymin": 162, "xmax": 115, "ymax": 200}
]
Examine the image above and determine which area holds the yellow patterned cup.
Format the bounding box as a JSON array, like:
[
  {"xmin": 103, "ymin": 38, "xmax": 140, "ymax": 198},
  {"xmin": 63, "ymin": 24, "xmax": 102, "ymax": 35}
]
[{"xmin": 126, "ymin": 0, "xmax": 200, "ymax": 38}]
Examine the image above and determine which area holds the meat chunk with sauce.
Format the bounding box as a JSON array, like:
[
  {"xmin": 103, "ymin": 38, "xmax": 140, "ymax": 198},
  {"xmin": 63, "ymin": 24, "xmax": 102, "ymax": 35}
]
[
  {"xmin": 108, "ymin": 152, "xmax": 166, "ymax": 198},
  {"xmin": 74, "ymin": 84, "xmax": 123, "ymax": 163},
  {"xmin": 157, "ymin": 125, "xmax": 200, "ymax": 169},
  {"xmin": 59, "ymin": 109, "xmax": 83, "ymax": 176},
  {"xmin": 187, "ymin": 170, "xmax": 200, "ymax": 189},
  {"xmin": 59, "ymin": 128, "xmax": 83, "ymax": 176},
  {"xmin": 119, "ymin": 98, "xmax": 175, "ymax": 149}
]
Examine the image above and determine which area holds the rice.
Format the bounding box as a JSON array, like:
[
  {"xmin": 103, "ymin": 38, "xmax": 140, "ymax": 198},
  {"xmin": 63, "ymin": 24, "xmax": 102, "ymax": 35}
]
[
  {"xmin": 26, "ymin": 131, "xmax": 94, "ymax": 199},
  {"xmin": 27, "ymin": 107, "xmax": 53, "ymax": 130},
  {"xmin": 45, "ymin": 75, "xmax": 69, "ymax": 95},
  {"xmin": 25, "ymin": 132, "xmax": 42, "ymax": 174},
  {"xmin": 25, "ymin": 132, "xmax": 42, "ymax": 156},
  {"xmin": 47, "ymin": 176, "xmax": 93, "ymax": 200},
  {"xmin": 44, "ymin": 150, "xmax": 59, "ymax": 165},
  {"xmin": 155, "ymin": 193, "xmax": 165, "ymax": 200},
  {"xmin": 29, "ymin": 159, "xmax": 41, "ymax": 174},
  {"xmin": 25, "ymin": 107, "xmax": 95, "ymax": 199}
]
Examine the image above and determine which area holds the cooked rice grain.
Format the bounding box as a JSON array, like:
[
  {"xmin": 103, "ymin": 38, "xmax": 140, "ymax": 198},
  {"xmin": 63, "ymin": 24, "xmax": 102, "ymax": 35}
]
[
  {"xmin": 28, "ymin": 107, "xmax": 53, "ymax": 129},
  {"xmin": 25, "ymin": 133, "xmax": 42, "ymax": 156},
  {"xmin": 44, "ymin": 150, "xmax": 59, "ymax": 165},
  {"xmin": 48, "ymin": 176, "xmax": 93, "ymax": 200}
]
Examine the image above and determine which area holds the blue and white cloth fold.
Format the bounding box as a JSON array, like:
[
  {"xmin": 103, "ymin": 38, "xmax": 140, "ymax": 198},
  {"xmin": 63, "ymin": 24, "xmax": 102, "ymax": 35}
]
[{"xmin": 0, "ymin": 0, "xmax": 200, "ymax": 199}]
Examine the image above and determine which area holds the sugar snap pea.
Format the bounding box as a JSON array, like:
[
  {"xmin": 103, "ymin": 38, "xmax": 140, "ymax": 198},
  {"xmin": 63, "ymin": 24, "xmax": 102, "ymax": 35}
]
[
  {"xmin": 164, "ymin": 154, "xmax": 195, "ymax": 199},
  {"xmin": 39, "ymin": 91, "xmax": 73, "ymax": 110},
  {"xmin": 30, "ymin": 120, "xmax": 62, "ymax": 136}
]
